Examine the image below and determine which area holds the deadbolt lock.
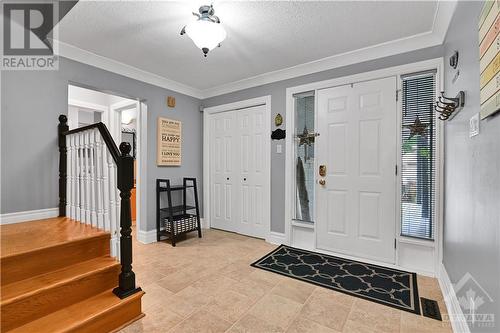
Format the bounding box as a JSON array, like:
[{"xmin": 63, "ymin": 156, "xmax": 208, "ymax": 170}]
[
  {"xmin": 319, "ymin": 179, "xmax": 326, "ymax": 186},
  {"xmin": 319, "ymin": 165, "xmax": 327, "ymax": 177}
]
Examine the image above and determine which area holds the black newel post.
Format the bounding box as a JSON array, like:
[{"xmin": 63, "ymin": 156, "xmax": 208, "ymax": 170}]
[
  {"xmin": 113, "ymin": 142, "xmax": 142, "ymax": 299},
  {"xmin": 58, "ymin": 115, "xmax": 69, "ymax": 217}
]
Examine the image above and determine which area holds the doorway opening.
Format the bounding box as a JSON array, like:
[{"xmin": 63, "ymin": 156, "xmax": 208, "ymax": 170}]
[{"xmin": 67, "ymin": 84, "xmax": 147, "ymax": 248}]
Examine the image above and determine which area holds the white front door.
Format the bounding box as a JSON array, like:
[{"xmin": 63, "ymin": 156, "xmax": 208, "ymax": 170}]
[
  {"xmin": 209, "ymin": 105, "xmax": 269, "ymax": 239},
  {"xmin": 316, "ymin": 76, "xmax": 397, "ymax": 263}
]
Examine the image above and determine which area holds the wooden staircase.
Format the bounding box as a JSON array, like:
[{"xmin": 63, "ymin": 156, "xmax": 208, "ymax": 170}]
[{"xmin": 0, "ymin": 217, "xmax": 144, "ymax": 333}]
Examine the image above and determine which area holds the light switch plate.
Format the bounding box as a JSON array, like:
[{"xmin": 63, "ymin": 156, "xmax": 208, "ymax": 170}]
[
  {"xmin": 276, "ymin": 144, "xmax": 282, "ymax": 153},
  {"xmin": 470, "ymin": 113, "xmax": 479, "ymax": 137}
]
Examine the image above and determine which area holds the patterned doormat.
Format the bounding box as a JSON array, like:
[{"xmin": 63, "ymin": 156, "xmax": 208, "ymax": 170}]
[{"xmin": 251, "ymin": 245, "xmax": 420, "ymax": 314}]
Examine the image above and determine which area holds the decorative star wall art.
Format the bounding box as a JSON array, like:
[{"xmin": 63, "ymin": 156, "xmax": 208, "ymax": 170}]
[
  {"xmin": 404, "ymin": 116, "xmax": 429, "ymax": 139},
  {"xmin": 296, "ymin": 126, "xmax": 319, "ymax": 146}
]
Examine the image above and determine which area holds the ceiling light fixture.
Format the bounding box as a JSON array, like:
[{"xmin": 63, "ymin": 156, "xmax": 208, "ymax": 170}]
[{"xmin": 180, "ymin": 4, "xmax": 226, "ymax": 57}]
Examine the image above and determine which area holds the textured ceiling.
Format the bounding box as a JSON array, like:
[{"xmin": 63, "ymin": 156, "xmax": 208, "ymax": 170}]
[{"xmin": 58, "ymin": 1, "xmax": 437, "ymax": 90}]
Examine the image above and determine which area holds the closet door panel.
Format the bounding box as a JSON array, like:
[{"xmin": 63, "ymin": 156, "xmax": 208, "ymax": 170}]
[
  {"xmin": 210, "ymin": 112, "xmax": 237, "ymax": 232},
  {"xmin": 236, "ymin": 105, "xmax": 267, "ymax": 238},
  {"xmin": 210, "ymin": 105, "xmax": 268, "ymax": 239}
]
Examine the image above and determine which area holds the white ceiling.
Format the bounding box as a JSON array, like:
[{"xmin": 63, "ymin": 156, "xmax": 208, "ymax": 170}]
[{"xmin": 57, "ymin": 1, "xmax": 454, "ymax": 98}]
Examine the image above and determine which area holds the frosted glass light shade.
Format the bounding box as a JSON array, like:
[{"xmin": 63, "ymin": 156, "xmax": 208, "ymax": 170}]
[{"xmin": 185, "ymin": 20, "xmax": 226, "ymax": 52}]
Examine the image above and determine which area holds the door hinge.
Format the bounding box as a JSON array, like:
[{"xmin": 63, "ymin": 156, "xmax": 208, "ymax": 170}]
[
  {"xmin": 394, "ymin": 238, "xmax": 397, "ymax": 249},
  {"xmin": 395, "ymin": 165, "xmax": 398, "ymax": 175},
  {"xmin": 396, "ymin": 90, "xmax": 399, "ymax": 102}
]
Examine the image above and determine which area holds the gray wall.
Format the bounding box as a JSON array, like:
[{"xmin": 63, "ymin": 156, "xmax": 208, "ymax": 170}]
[
  {"xmin": 1, "ymin": 57, "xmax": 203, "ymax": 232},
  {"xmin": 203, "ymin": 45, "xmax": 444, "ymax": 233},
  {"xmin": 443, "ymin": 2, "xmax": 500, "ymax": 330}
]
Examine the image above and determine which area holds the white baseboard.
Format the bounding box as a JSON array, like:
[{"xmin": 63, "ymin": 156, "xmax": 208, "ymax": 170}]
[
  {"xmin": 266, "ymin": 231, "xmax": 286, "ymax": 245},
  {"xmin": 137, "ymin": 229, "xmax": 157, "ymax": 244},
  {"xmin": 0, "ymin": 208, "xmax": 59, "ymax": 225},
  {"xmin": 438, "ymin": 263, "xmax": 471, "ymax": 333}
]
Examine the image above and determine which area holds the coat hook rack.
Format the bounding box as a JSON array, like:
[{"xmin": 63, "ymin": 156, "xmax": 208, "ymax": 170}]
[{"xmin": 434, "ymin": 91, "xmax": 465, "ymax": 121}]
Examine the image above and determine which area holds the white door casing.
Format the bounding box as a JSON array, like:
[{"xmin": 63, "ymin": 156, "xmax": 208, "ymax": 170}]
[
  {"xmin": 316, "ymin": 76, "xmax": 397, "ymax": 263},
  {"xmin": 136, "ymin": 102, "xmax": 148, "ymax": 242}
]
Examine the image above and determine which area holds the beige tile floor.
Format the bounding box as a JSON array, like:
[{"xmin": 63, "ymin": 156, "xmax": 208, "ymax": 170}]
[{"xmin": 120, "ymin": 229, "xmax": 453, "ymax": 333}]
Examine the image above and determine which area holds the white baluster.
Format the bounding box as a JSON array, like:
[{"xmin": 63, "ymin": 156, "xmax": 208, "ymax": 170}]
[
  {"xmin": 66, "ymin": 135, "xmax": 72, "ymax": 218},
  {"xmin": 115, "ymin": 174, "xmax": 121, "ymax": 234},
  {"xmin": 70, "ymin": 135, "xmax": 76, "ymax": 219},
  {"xmin": 76, "ymin": 134, "xmax": 82, "ymax": 222},
  {"xmin": 115, "ymin": 166, "xmax": 121, "ymax": 259},
  {"xmin": 79, "ymin": 133, "xmax": 84, "ymax": 223},
  {"xmin": 107, "ymin": 148, "xmax": 118, "ymax": 257},
  {"xmin": 89, "ymin": 129, "xmax": 97, "ymax": 227},
  {"xmin": 95, "ymin": 131, "xmax": 104, "ymax": 229},
  {"xmin": 102, "ymin": 141, "xmax": 110, "ymax": 232},
  {"xmin": 84, "ymin": 131, "xmax": 91, "ymax": 224}
]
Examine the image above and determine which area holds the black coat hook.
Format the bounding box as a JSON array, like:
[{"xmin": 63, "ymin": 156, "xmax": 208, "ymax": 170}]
[{"xmin": 434, "ymin": 91, "xmax": 465, "ymax": 121}]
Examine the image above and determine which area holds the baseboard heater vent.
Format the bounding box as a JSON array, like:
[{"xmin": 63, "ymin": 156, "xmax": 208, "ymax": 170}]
[{"xmin": 421, "ymin": 297, "xmax": 442, "ymax": 321}]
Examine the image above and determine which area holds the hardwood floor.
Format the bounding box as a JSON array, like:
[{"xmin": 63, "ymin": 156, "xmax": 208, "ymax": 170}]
[
  {"xmin": 0, "ymin": 217, "xmax": 108, "ymax": 257},
  {"xmin": 0, "ymin": 217, "xmax": 144, "ymax": 333}
]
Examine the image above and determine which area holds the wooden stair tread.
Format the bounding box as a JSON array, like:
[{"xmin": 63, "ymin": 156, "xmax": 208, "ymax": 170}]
[
  {"xmin": 1, "ymin": 257, "xmax": 119, "ymax": 305},
  {"xmin": 8, "ymin": 289, "xmax": 145, "ymax": 333},
  {"xmin": 1, "ymin": 218, "xmax": 143, "ymax": 332},
  {"xmin": 0, "ymin": 217, "xmax": 108, "ymax": 259}
]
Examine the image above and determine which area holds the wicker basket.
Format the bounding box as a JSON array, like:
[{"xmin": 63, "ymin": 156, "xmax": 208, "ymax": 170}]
[{"xmin": 162, "ymin": 214, "xmax": 198, "ymax": 236}]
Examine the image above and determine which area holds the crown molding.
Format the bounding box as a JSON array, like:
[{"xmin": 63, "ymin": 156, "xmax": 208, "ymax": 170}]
[
  {"xmin": 57, "ymin": 41, "xmax": 204, "ymax": 99},
  {"xmin": 200, "ymin": 31, "xmax": 440, "ymax": 99},
  {"xmin": 200, "ymin": 1, "xmax": 457, "ymax": 99},
  {"xmin": 56, "ymin": 1, "xmax": 456, "ymax": 100}
]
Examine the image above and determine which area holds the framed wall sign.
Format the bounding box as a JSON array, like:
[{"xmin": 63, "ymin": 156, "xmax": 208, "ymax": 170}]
[{"xmin": 157, "ymin": 117, "xmax": 182, "ymax": 166}]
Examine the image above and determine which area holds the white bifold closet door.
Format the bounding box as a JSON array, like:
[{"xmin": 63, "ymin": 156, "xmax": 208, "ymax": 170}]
[
  {"xmin": 316, "ymin": 76, "xmax": 397, "ymax": 263},
  {"xmin": 210, "ymin": 105, "xmax": 268, "ymax": 239}
]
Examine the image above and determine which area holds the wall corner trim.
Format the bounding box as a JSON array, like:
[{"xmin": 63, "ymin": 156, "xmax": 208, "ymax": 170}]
[
  {"xmin": 438, "ymin": 263, "xmax": 471, "ymax": 333},
  {"xmin": 137, "ymin": 229, "xmax": 157, "ymax": 244},
  {"xmin": 266, "ymin": 231, "xmax": 286, "ymax": 245},
  {"xmin": 0, "ymin": 208, "xmax": 59, "ymax": 225}
]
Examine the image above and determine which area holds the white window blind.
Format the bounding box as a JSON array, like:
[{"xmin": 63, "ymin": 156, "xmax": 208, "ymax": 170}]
[
  {"xmin": 401, "ymin": 72, "xmax": 436, "ymax": 240},
  {"xmin": 293, "ymin": 92, "xmax": 315, "ymax": 223}
]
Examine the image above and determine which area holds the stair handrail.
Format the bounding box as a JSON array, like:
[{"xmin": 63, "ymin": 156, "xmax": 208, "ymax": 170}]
[
  {"xmin": 58, "ymin": 115, "xmax": 142, "ymax": 299},
  {"xmin": 63, "ymin": 121, "xmax": 121, "ymax": 163}
]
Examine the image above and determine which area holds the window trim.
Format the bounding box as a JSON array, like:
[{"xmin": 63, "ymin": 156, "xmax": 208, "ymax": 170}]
[
  {"xmin": 399, "ymin": 71, "xmax": 437, "ymax": 241},
  {"xmin": 292, "ymin": 92, "xmax": 316, "ymax": 224},
  {"xmin": 396, "ymin": 68, "xmax": 443, "ymax": 250}
]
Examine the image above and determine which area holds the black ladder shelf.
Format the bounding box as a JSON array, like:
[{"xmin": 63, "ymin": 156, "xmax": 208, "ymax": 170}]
[{"xmin": 156, "ymin": 178, "xmax": 201, "ymax": 246}]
